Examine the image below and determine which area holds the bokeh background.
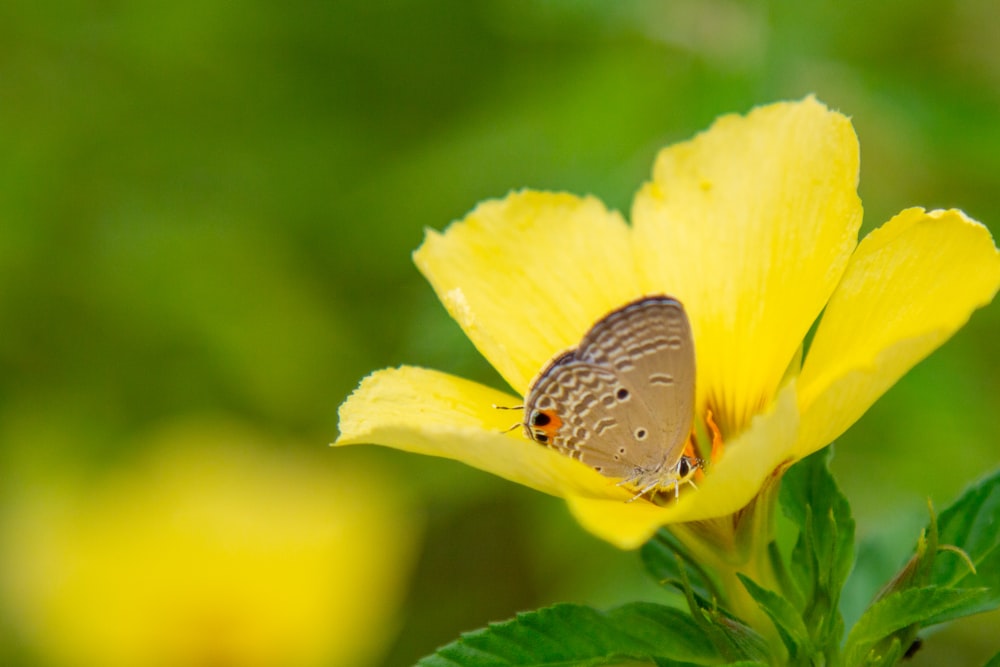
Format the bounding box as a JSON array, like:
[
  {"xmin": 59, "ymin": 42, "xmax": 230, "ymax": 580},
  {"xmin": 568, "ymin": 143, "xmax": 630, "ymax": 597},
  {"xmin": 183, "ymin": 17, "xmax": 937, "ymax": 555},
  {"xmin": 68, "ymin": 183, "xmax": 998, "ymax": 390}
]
[{"xmin": 1, "ymin": 1, "xmax": 998, "ymax": 665}]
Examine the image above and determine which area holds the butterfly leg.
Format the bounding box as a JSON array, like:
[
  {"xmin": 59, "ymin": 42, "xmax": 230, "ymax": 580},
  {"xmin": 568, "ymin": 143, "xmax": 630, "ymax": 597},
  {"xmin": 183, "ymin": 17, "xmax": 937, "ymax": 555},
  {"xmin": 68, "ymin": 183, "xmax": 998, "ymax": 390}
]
[{"xmin": 626, "ymin": 478, "xmax": 666, "ymax": 504}]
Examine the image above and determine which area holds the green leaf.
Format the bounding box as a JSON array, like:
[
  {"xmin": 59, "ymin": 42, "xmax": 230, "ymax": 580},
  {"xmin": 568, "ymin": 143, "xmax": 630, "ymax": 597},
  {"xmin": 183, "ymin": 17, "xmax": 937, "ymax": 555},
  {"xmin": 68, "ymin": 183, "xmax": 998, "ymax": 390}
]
[
  {"xmin": 781, "ymin": 448, "xmax": 855, "ymax": 597},
  {"xmin": 648, "ymin": 659, "xmax": 717, "ymax": 667},
  {"xmin": 860, "ymin": 636, "xmax": 906, "ymax": 667},
  {"xmin": 983, "ymin": 648, "xmax": 1000, "ymax": 667},
  {"xmin": 844, "ymin": 471, "xmax": 1000, "ymax": 666},
  {"xmin": 737, "ymin": 574, "xmax": 812, "ymax": 660},
  {"xmin": 417, "ymin": 602, "xmax": 720, "ymax": 667},
  {"xmin": 842, "ymin": 586, "xmax": 991, "ymax": 666},
  {"xmin": 652, "ymin": 661, "xmax": 770, "ymax": 667},
  {"xmin": 841, "ymin": 512, "xmax": 927, "ymax": 628},
  {"xmin": 693, "ymin": 601, "xmax": 771, "ymax": 665},
  {"xmin": 934, "ymin": 468, "xmax": 1000, "ymax": 613},
  {"xmin": 868, "ymin": 514, "xmax": 938, "ymax": 605},
  {"xmin": 779, "ymin": 448, "xmax": 854, "ymax": 651},
  {"xmin": 668, "ymin": 549, "xmax": 771, "ymax": 665},
  {"xmin": 787, "ymin": 506, "xmax": 817, "ymax": 609}
]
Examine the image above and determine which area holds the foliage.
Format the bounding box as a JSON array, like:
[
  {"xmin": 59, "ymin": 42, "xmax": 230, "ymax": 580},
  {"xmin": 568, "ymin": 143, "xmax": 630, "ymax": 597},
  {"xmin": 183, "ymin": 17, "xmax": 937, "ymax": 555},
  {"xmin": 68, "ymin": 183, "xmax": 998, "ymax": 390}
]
[{"xmin": 419, "ymin": 457, "xmax": 1000, "ymax": 666}]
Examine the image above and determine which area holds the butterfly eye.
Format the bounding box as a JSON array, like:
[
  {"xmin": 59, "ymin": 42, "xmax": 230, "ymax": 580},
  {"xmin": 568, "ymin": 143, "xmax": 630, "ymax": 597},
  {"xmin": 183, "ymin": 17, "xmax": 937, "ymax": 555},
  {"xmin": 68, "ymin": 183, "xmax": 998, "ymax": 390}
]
[
  {"xmin": 678, "ymin": 457, "xmax": 690, "ymax": 476},
  {"xmin": 535, "ymin": 433, "xmax": 549, "ymax": 443}
]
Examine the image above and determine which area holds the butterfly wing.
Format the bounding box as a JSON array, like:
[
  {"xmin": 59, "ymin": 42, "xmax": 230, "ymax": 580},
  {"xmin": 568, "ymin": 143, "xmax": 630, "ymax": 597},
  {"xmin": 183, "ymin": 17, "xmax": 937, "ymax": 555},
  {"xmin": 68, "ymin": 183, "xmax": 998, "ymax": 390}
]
[
  {"xmin": 523, "ymin": 295, "xmax": 696, "ymax": 480},
  {"xmin": 575, "ymin": 296, "xmax": 696, "ymax": 474},
  {"xmin": 523, "ymin": 356, "xmax": 635, "ymax": 477}
]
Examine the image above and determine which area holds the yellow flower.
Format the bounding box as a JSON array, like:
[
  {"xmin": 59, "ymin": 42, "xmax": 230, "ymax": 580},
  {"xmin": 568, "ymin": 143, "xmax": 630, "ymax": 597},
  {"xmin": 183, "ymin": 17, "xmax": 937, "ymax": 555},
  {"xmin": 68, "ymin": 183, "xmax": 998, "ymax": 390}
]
[
  {"xmin": 0, "ymin": 422, "xmax": 420, "ymax": 667},
  {"xmin": 336, "ymin": 97, "xmax": 1000, "ymax": 550}
]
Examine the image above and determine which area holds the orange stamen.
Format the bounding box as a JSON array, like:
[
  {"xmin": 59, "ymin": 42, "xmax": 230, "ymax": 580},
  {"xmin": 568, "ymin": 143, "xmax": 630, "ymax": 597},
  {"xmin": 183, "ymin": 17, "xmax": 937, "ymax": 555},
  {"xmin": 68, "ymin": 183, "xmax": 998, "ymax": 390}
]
[{"xmin": 705, "ymin": 408, "xmax": 724, "ymax": 463}]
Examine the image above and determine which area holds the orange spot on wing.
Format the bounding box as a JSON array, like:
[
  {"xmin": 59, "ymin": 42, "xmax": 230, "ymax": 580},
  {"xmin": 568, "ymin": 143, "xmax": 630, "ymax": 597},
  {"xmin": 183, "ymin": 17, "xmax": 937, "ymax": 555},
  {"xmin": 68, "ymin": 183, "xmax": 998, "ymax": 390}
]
[{"xmin": 536, "ymin": 410, "xmax": 563, "ymax": 441}]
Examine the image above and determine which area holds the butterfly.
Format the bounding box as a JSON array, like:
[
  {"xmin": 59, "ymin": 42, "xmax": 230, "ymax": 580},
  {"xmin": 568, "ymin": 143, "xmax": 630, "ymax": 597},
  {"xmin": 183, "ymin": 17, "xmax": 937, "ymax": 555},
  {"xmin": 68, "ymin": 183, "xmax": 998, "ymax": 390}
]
[{"xmin": 522, "ymin": 296, "xmax": 699, "ymax": 500}]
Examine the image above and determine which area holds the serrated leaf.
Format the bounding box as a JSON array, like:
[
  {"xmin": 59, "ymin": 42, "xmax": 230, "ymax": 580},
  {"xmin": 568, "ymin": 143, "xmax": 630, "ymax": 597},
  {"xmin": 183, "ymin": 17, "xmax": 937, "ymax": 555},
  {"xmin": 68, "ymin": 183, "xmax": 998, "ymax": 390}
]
[
  {"xmin": 842, "ymin": 586, "xmax": 991, "ymax": 666},
  {"xmin": 737, "ymin": 574, "xmax": 812, "ymax": 660},
  {"xmin": 934, "ymin": 468, "xmax": 1000, "ymax": 612},
  {"xmin": 417, "ymin": 602, "xmax": 719, "ymax": 667}
]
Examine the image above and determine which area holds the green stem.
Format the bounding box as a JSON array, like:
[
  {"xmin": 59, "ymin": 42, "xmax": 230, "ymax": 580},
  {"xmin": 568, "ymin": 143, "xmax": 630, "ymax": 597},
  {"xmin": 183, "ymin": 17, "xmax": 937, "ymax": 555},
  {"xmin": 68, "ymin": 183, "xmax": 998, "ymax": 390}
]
[{"xmin": 667, "ymin": 467, "xmax": 789, "ymax": 657}]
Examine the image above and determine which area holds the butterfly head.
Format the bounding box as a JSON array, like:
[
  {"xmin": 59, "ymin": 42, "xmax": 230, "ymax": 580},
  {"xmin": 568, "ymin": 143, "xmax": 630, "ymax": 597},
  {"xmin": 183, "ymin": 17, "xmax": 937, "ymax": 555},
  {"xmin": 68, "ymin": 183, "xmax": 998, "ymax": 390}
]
[{"xmin": 622, "ymin": 454, "xmax": 702, "ymax": 503}]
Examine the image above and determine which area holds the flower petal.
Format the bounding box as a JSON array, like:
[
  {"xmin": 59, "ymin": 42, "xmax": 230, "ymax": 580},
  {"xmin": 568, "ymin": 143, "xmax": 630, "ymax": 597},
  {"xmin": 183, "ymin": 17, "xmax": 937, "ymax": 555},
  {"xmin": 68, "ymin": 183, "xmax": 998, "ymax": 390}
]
[
  {"xmin": 413, "ymin": 191, "xmax": 642, "ymax": 395},
  {"xmin": 336, "ymin": 366, "xmax": 623, "ymax": 498},
  {"xmin": 565, "ymin": 383, "xmax": 800, "ymax": 549},
  {"xmin": 797, "ymin": 208, "xmax": 1000, "ymax": 455},
  {"xmin": 339, "ymin": 371, "xmax": 803, "ymax": 550},
  {"xmin": 631, "ymin": 98, "xmax": 862, "ymax": 436}
]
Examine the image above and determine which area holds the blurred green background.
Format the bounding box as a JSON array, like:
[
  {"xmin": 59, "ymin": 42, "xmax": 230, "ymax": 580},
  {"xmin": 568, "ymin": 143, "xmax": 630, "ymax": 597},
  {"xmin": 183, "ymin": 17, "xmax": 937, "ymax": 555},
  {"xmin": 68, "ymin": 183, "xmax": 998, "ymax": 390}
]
[{"xmin": 1, "ymin": 1, "xmax": 998, "ymax": 665}]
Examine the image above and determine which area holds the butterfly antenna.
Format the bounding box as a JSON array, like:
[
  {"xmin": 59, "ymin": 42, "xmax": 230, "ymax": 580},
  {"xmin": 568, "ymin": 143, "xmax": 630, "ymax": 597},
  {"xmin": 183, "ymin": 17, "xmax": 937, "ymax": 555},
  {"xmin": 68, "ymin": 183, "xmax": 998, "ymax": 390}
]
[{"xmin": 492, "ymin": 404, "xmax": 525, "ymax": 435}]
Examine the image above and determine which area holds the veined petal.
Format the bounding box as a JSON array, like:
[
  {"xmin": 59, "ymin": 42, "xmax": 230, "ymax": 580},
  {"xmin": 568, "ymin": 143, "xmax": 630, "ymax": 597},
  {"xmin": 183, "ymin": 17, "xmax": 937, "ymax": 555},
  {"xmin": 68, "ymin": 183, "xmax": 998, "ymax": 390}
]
[
  {"xmin": 413, "ymin": 191, "xmax": 642, "ymax": 395},
  {"xmin": 336, "ymin": 366, "xmax": 624, "ymax": 499},
  {"xmin": 797, "ymin": 208, "xmax": 1000, "ymax": 455},
  {"xmin": 566, "ymin": 383, "xmax": 800, "ymax": 549},
  {"xmin": 632, "ymin": 98, "xmax": 862, "ymax": 437}
]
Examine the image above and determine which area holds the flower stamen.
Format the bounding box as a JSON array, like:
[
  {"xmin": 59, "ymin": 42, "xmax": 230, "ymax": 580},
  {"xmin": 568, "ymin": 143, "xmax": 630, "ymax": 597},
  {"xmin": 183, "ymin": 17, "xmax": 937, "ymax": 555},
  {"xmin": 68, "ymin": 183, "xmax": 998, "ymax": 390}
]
[{"xmin": 706, "ymin": 408, "xmax": 725, "ymax": 463}]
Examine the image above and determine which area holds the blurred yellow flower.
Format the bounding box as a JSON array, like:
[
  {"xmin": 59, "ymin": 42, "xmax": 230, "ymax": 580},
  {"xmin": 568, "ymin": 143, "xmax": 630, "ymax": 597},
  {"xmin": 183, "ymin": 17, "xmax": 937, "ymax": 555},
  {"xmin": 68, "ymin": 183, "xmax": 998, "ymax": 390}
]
[
  {"xmin": 0, "ymin": 422, "xmax": 420, "ymax": 667},
  {"xmin": 336, "ymin": 97, "xmax": 1000, "ymax": 549}
]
